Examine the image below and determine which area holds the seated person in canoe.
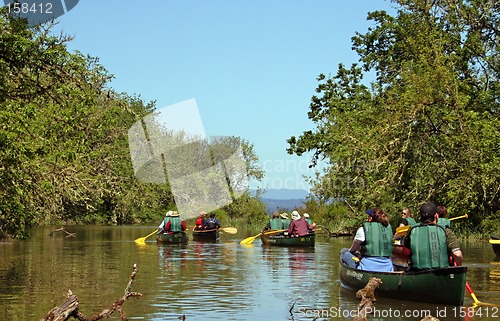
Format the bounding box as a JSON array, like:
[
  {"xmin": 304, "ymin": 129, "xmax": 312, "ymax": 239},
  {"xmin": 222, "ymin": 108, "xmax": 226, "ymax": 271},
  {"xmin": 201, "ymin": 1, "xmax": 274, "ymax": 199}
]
[
  {"xmin": 437, "ymin": 205, "xmax": 451, "ymax": 229},
  {"xmin": 341, "ymin": 208, "xmax": 394, "ymax": 272},
  {"xmin": 393, "ymin": 207, "xmax": 417, "ymax": 243},
  {"xmin": 263, "ymin": 212, "xmax": 282, "ymax": 231},
  {"xmin": 288, "ymin": 210, "xmax": 314, "ymax": 237},
  {"xmin": 160, "ymin": 211, "xmax": 186, "ymax": 234},
  {"xmin": 203, "ymin": 212, "xmax": 221, "ymax": 230},
  {"xmin": 194, "ymin": 211, "xmax": 207, "ymax": 230},
  {"xmin": 404, "ymin": 202, "xmax": 463, "ymax": 269}
]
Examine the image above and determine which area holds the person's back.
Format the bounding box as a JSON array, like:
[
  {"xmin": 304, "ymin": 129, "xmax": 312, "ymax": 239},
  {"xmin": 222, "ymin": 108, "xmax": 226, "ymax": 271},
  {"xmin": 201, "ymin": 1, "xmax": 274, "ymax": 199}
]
[
  {"xmin": 204, "ymin": 212, "xmax": 221, "ymax": 230},
  {"xmin": 357, "ymin": 217, "xmax": 393, "ymax": 272},
  {"xmin": 195, "ymin": 211, "xmax": 206, "ymax": 230},
  {"xmin": 405, "ymin": 202, "xmax": 463, "ymax": 269},
  {"xmin": 437, "ymin": 217, "xmax": 451, "ymax": 229},
  {"xmin": 288, "ymin": 211, "xmax": 312, "ymax": 237},
  {"xmin": 168, "ymin": 213, "xmax": 184, "ymax": 233},
  {"xmin": 270, "ymin": 217, "xmax": 283, "ymax": 230},
  {"xmin": 341, "ymin": 208, "xmax": 393, "ymax": 272},
  {"xmin": 408, "ymin": 224, "xmax": 449, "ymax": 269},
  {"xmin": 158, "ymin": 211, "xmax": 172, "ymax": 233},
  {"xmin": 282, "ymin": 218, "xmax": 291, "ymax": 229},
  {"xmin": 280, "ymin": 213, "xmax": 291, "ymax": 230}
]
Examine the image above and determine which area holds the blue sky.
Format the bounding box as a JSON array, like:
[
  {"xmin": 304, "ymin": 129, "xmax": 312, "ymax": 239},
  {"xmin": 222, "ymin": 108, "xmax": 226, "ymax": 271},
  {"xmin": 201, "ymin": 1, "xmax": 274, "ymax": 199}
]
[{"xmin": 52, "ymin": 0, "xmax": 394, "ymax": 192}]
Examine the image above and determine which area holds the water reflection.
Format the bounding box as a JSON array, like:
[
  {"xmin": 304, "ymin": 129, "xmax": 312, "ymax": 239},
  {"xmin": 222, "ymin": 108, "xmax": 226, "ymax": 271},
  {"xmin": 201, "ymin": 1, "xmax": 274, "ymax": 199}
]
[
  {"xmin": 1, "ymin": 226, "xmax": 500, "ymax": 320},
  {"xmin": 489, "ymin": 261, "xmax": 500, "ymax": 292}
]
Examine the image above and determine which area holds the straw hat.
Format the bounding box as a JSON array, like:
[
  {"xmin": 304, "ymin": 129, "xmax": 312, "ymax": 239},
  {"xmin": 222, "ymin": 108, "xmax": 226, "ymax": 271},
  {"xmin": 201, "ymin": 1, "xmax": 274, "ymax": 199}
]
[
  {"xmin": 280, "ymin": 212, "xmax": 289, "ymax": 219},
  {"xmin": 170, "ymin": 211, "xmax": 179, "ymax": 217},
  {"xmin": 165, "ymin": 211, "xmax": 173, "ymax": 217},
  {"xmin": 303, "ymin": 213, "xmax": 310, "ymax": 218}
]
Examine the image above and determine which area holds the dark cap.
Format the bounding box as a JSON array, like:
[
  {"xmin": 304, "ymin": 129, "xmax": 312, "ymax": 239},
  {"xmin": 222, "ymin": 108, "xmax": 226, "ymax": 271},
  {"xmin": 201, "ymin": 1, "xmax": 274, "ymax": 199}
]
[
  {"xmin": 365, "ymin": 209, "xmax": 377, "ymax": 219},
  {"xmin": 419, "ymin": 202, "xmax": 438, "ymax": 222}
]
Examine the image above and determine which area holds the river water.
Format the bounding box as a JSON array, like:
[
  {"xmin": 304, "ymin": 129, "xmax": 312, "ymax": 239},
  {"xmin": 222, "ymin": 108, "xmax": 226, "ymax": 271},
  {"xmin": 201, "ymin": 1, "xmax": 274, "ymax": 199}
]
[{"xmin": 0, "ymin": 225, "xmax": 499, "ymax": 321}]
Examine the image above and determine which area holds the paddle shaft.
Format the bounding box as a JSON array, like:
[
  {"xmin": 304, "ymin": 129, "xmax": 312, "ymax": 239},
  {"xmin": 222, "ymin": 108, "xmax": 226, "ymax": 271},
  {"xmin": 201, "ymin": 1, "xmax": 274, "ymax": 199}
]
[
  {"xmin": 395, "ymin": 213, "xmax": 468, "ymax": 236},
  {"xmin": 193, "ymin": 227, "xmax": 237, "ymax": 234},
  {"xmin": 451, "ymin": 259, "xmax": 481, "ymax": 305},
  {"xmin": 240, "ymin": 229, "xmax": 286, "ymax": 245}
]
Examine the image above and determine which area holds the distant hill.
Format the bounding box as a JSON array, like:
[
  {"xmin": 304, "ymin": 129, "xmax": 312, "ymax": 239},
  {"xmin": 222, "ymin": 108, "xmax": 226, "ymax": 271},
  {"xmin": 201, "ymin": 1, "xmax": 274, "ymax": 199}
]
[
  {"xmin": 251, "ymin": 188, "xmax": 310, "ymax": 214},
  {"xmin": 261, "ymin": 198, "xmax": 306, "ymax": 214},
  {"xmin": 253, "ymin": 188, "xmax": 309, "ymax": 200}
]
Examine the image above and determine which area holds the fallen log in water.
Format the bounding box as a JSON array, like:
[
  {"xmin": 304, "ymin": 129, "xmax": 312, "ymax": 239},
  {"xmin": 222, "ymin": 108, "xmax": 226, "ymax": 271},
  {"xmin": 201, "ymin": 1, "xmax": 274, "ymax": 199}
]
[
  {"xmin": 316, "ymin": 225, "xmax": 353, "ymax": 238},
  {"xmin": 40, "ymin": 264, "xmax": 142, "ymax": 321},
  {"xmin": 49, "ymin": 227, "xmax": 76, "ymax": 238}
]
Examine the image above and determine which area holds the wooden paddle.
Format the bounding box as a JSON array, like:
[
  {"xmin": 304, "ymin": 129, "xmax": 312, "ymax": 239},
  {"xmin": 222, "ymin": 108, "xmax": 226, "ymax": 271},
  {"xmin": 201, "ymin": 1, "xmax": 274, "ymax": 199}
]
[
  {"xmin": 395, "ymin": 213, "xmax": 468, "ymax": 237},
  {"xmin": 193, "ymin": 227, "xmax": 238, "ymax": 234},
  {"xmin": 134, "ymin": 230, "xmax": 157, "ymax": 244},
  {"xmin": 240, "ymin": 229, "xmax": 286, "ymax": 245},
  {"xmin": 220, "ymin": 227, "xmax": 237, "ymax": 234}
]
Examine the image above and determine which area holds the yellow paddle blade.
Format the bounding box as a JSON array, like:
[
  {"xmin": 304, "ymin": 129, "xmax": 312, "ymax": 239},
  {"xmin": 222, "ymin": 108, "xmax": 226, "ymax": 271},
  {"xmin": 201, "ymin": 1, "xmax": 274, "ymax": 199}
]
[
  {"xmin": 221, "ymin": 227, "xmax": 237, "ymax": 234},
  {"xmin": 490, "ymin": 240, "xmax": 500, "ymax": 245},
  {"xmin": 134, "ymin": 230, "xmax": 157, "ymax": 244},
  {"xmin": 240, "ymin": 233, "xmax": 261, "ymax": 245},
  {"xmin": 134, "ymin": 237, "xmax": 147, "ymax": 244},
  {"xmin": 395, "ymin": 225, "xmax": 410, "ymax": 237}
]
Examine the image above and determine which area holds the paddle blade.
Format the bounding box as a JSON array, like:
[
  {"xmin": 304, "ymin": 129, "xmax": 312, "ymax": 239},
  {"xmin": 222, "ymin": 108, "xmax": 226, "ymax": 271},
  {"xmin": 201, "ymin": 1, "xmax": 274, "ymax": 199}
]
[
  {"xmin": 134, "ymin": 230, "xmax": 157, "ymax": 244},
  {"xmin": 134, "ymin": 237, "xmax": 147, "ymax": 244},
  {"xmin": 395, "ymin": 226, "xmax": 410, "ymax": 237},
  {"xmin": 240, "ymin": 233, "xmax": 261, "ymax": 245},
  {"xmin": 221, "ymin": 227, "xmax": 237, "ymax": 234}
]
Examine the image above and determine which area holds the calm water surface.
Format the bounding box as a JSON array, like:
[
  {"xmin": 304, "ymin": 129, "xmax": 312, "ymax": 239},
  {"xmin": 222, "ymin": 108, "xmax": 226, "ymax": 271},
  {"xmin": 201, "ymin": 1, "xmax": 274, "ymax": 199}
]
[{"xmin": 0, "ymin": 225, "xmax": 499, "ymax": 321}]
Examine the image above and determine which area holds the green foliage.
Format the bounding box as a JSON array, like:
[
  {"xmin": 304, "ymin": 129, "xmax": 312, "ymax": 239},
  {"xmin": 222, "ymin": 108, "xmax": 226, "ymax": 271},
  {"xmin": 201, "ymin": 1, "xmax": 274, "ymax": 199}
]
[
  {"xmin": 288, "ymin": 0, "xmax": 500, "ymax": 234},
  {"xmin": 0, "ymin": 10, "xmax": 267, "ymax": 238},
  {"xmin": 222, "ymin": 190, "xmax": 268, "ymax": 226}
]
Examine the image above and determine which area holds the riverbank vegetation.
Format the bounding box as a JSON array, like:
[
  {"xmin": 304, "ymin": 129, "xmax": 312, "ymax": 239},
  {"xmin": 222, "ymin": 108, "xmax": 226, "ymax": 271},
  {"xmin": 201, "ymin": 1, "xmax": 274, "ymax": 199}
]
[
  {"xmin": 287, "ymin": 0, "xmax": 500, "ymax": 237},
  {"xmin": 2, "ymin": 0, "xmax": 499, "ymax": 239},
  {"xmin": 0, "ymin": 9, "xmax": 266, "ymax": 239}
]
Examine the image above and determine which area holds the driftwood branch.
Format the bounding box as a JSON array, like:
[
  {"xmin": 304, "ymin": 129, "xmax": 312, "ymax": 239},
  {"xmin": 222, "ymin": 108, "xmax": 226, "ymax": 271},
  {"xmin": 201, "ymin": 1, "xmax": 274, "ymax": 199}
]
[
  {"xmin": 40, "ymin": 264, "xmax": 142, "ymax": 321},
  {"xmin": 49, "ymin": 227, "xmax": 76, "ymax": 237},
  {"xmin": 351, "ymin": 277, "xmax": 440, "ymax": 321},
  {"xmin": 352, "ymin": 277, "xmax": 382, "ymax": 321}
]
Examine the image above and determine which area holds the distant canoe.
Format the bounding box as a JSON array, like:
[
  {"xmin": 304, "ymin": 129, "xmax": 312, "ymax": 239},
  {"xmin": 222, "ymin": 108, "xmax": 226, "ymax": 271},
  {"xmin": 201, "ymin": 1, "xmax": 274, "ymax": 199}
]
[
  {"xmin": 339, "ymin": 255, "xmax": 467, "ymax": 306},
  {"xmin": 192, "ymin": 229, "xmax": 219, "ymax": 242},
  {"xmin": 490, "ymin": 236, "xmax": 500, "ymax": 256},
  {"xmin": 156, "ymin": 232, "xmax": 189, "ymax": 244},
  {"xmin": 261, "ymin": 232, "xmax": 315, "ymax": 247}
]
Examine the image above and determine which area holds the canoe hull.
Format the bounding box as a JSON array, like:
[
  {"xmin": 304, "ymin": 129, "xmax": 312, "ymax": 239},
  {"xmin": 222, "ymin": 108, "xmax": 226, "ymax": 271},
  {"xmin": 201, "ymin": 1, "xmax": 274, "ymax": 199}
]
[
  {"xmin": 156, "ymin": 232, "xmax": 189, "ymax": 244},
  {"xmin": 261, "ymin": 232, "xmax": 315, "ymax": 247},
  {"xmin": 192, "ymin": 229, "xmax": 219, "ymax": 242},
  {"xmin": 490, "ymin": 236, "xmax": 500, "ymax": 256},
  {"xmin": 339, "ymin": 257, "xmax": 467, "ymax": 305}
]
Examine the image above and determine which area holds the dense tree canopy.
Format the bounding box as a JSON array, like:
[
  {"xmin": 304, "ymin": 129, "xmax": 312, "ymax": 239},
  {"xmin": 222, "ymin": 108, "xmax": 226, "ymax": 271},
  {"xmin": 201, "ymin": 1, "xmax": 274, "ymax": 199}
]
[
  {"xmin": 0, "ymin": 9, "xmax": 265, "ymax": 238},
  {"xmin": 288, "ymin": 0, "xmax": 500, "ymax": 233}
]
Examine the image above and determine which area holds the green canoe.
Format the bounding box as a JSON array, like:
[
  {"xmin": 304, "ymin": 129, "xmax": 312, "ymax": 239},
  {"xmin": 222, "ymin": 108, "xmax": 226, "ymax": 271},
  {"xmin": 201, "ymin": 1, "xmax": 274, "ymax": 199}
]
[
  {"xmin": 339, "ymin": 256, "xmax": 467, "ymax": 305},
  {"xmin": 260, "ymin": 232, "xmax": 315, "ymax": 247},
  {"xmin": 156, "ymin": 232, "xmax": 189, "ymax": 244}
]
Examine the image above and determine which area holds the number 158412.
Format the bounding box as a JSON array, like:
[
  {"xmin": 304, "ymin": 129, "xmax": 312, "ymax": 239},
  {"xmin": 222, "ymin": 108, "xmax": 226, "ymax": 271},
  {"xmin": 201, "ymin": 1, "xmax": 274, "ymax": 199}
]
[{"xmin": 6, "ymin": 2, "xmax": 53, "ymax": 14}]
